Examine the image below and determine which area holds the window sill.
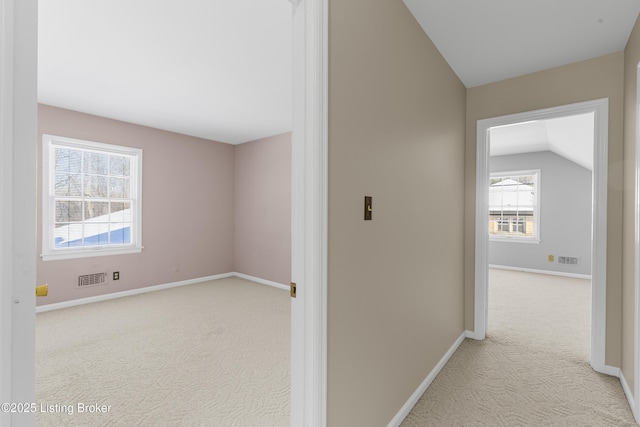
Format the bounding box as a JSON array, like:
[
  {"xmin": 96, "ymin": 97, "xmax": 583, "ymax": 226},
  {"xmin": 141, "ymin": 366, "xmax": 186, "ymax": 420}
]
[
  {"xmin": 41, "ymin": 246, "xmax": 143, "ymax": 261},
  {"xmin": 490, "ymin": 237, "xmax": 540, "ymax": 244}
]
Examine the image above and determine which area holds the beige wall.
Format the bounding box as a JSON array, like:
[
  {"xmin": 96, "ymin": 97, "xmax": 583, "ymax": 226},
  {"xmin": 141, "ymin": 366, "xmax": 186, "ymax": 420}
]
[
  {"xmin": 465, "ymin": 53, "xmax": 625, "ymax": 366},
  {"xmin": 622, "ymin": 14, "xmax": 640, "ymax": 398},
  {"xmin": 36, "ymin": 105, "xmax": 235, "ymax": 305},
  {"xmin": 327, "ymin": 0, "xmax": 466, "ymax": 425},
  {"xmin": 234, "ymin": 132, "xmax": 291, "ymax": 285}
]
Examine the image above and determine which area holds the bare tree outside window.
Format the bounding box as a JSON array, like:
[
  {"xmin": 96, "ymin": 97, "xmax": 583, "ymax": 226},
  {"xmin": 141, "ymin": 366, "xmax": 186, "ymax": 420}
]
[{"xmin": 51, "ymin": 145, "xmax": 135, "ymax": 248}]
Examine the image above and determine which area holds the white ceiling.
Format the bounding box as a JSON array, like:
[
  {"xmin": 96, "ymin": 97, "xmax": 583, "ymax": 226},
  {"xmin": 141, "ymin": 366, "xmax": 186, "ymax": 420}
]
[
  {"xmin": 490, "ymin": 113, "xmax": 594, "ymax": 170},
  {"xmin": 38, "ymin": 0, "xmax": 292, "ymax": 145},
  {"xmin": 38, "ymin": 1, "xmax": 640, "ymax": 146},
  {"xmin": 403, "ymin": 0, "xmax": 640, "ymax": 88}
]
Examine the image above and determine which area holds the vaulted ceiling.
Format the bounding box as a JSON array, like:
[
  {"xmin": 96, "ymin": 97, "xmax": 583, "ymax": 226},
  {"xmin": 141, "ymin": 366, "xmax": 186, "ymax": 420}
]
[
  {"xmin": 489, "ymin": 113, "xmax": 594, "ymax": 170},
  {"xmin": 403, "ymin": 0, "xmax": 640, "ymax": 88},
  {"xmin": 38, "ymin": 1, "xmax": 640, "ymax": 146}
]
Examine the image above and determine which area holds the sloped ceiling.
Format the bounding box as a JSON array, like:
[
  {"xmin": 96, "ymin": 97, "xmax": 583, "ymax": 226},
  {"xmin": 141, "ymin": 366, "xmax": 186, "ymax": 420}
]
[
  {"xmin": 38, "ymin": 1, "xmax": 640, "ymax": 146},
  {"xmin": 38, "ymin": 0, "xmax": 292, "ymax": 145},
  {"xmin": 404, "ymin": 0, "xmax": 640, "ymax": 88},
  {"xmin": 490, "ymin": 113, "xmax": 594, "ymax": 170}
]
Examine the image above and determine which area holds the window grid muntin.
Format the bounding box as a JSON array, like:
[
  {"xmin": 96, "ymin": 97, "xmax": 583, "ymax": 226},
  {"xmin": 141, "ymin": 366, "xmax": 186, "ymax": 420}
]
[
  {"xmin": 43, "ymin": 134, "xmax": 141, "ymax": 260},
  {"xmin": 489, "ymin": 171, "xmax": 539, "ymax": 240},
  {"xmin": 52, "ymin": 144, "xmax": 134, "ymax": 249}
]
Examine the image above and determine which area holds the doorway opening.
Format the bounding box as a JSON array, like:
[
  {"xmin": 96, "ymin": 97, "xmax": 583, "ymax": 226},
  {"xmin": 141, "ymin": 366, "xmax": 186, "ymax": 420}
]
[
  {"xmin": 474, "ymin": 98, "xmax": 610, "ymax": 374},
  {"xmin": 487, "ymin": 112, "xmax": 594, "ymax": 361},
  {"xmin": 1, "ymin": 0, "xmax": 327, "ymax": 425}
]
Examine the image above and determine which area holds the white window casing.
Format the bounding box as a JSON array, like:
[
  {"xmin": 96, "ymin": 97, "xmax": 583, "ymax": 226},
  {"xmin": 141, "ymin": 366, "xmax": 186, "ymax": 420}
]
[
  {"xmin": 41, "ymin": 134, "xmax": 143, "ymax": 261},
  {"xmin": 489, "ymin": 169, "xmax": 540, "ymax": 243}
]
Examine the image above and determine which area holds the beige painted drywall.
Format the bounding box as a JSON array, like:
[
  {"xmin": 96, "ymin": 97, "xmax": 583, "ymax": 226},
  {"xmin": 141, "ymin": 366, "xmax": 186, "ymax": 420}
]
[
  {"xmin": 327, "ymin": 0, "xmax": 466, "ymax": 425},
  {"xmin": 622, "ymin": 14, "xmax": 640, "ymax": 398},
  {"xmin": 233, "ymin": 132, "xmax": 291, "ymax": 285},
  {"xmin": 465, "ymin": 52, "xmax": 625, "ymax": 367},
  {"xmin": 36, "ymin": 105, "xmax": 235, "ymax": 305}
]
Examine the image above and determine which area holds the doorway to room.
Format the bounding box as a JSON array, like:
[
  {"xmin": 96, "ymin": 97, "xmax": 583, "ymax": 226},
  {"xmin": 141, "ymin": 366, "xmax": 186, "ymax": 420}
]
[
  {"xmin": 474, "ymin": 99, "xmax": 610, "ymax": 374},
  {"xmin": 487, "ymin": 113, "xmax": 594, "ymax": 362}
]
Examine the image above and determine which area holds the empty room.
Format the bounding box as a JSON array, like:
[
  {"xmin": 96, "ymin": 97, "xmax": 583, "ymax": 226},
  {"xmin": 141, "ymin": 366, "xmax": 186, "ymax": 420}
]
[{"xmin": 33, "ymin": 1, "xmax": 293, "ymax": 425}]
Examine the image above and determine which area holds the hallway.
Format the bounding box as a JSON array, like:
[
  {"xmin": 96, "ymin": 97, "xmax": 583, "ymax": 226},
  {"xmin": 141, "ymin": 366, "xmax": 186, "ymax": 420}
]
[{"xmin": 402, "ymin": 269, "xmax": 635, "ymax": 426}]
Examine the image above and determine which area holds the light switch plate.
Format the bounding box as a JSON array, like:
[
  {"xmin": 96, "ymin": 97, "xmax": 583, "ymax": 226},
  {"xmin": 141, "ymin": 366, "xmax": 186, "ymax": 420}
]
[{"xmin": 364, "ymin": 196, "xmax": 372, "ymax": 220}]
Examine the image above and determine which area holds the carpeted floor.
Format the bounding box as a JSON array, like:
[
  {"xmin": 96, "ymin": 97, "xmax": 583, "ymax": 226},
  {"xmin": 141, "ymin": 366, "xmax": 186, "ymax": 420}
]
[
  {"xmin": 401, "ymin": 268, "xmax": 637, "ymax": 426},
  {"xmin": 36, "ymin": 277, "xmax": 290, "ymax": 427}
]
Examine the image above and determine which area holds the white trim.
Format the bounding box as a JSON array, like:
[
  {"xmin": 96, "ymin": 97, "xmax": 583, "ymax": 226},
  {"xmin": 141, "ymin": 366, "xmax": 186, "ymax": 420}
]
[
  {"xmin": 604, "ymin": 364, "xmax": 621, "ymax": 378},
  {"xmin": 291, "ymin": 0, "xmax": 328, "ymax": 426},
  {"xmin": 474, "ymin": 118, "xmax": 491, "ymax": 340},
  {"xmin": 489, "ymin": 169, "xmax": 541, "ymax": 242},
  {"xmin": 621, "ymin": 370, "xmax": 639, "ymax": 423},
  {"xmin": 42, "ymin": 247, "xmax": 143, "ymax": 261},
  {"xmin": 1, "ymin": 0, "xmax": 37, "ymax": 424},
  {"xmin": 489, "ymin": 264, "xmax": 592, "ymax": 280},
  {"xmin": 475, "ymin": 99, "xmax": 609, "ymax": 374},
  {"xmin": 490, "ymin": 237, "xmax": 541, "ymax": 244},
  {"xmin": 464, "ymin": 330, "xmax": 479, "ymax": 339},
  {"xmin": 233, "ymin": 272, "xmax": 289, "ymax": 291},
  {"xmin": 387, "ymin": 332, "xmax": 466, "ymax": 427},
  {"xmin": 0, "ymin": 0, "xmax": 14, "ymax": 421},
  {"xmin": 41, "ymin": 134, "xmax": 144, "ymax": 261},
  {"xmin": 592, "ymin": 100, "xmax": 609, "ymax": 375},
  {"xmin": 35, "ymin": 273, "xmax": 235, "ymax": 313},
  {"xmin": 634, "ymin": 62, "xmax": 640, "ymax": 425}
]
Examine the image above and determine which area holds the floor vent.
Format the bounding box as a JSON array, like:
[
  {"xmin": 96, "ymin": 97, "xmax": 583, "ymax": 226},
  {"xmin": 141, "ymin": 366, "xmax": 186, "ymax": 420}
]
[
  {"xmin": 558, "ymin": 256, "xmax": 579, "ymax": 266},
  {"xmin": 78, "ymin": 272, "xmax": 108, "ymax": 288}
]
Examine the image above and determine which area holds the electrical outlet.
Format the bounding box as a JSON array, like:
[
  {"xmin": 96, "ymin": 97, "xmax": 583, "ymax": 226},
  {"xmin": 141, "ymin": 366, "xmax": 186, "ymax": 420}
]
[{"xmin": 113, "ymin": 271, "xmax": 120, "ymax": 280}]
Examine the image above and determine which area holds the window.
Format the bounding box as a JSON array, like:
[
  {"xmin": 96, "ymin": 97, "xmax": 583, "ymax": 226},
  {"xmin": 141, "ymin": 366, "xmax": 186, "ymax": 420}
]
[
  {"xmin": 42, "ymin": 135, "xmax": 142, "ymax": 261},
  {"xmin": 489, "ymin": 170, "xmax": 539, "ymax": 242}
]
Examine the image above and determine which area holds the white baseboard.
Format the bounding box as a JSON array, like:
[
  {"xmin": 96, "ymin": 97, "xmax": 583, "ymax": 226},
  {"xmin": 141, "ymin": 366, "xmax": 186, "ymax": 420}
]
[
  {"xmin": 465, "ymin": 329, "xmax": 482, "ymax": 340},
  {"xmin": 489, "ymin": 264, "xmax": 592, "ymax": 280},
  {"xmin": 36, "ymin": 272, "xmax": 238, "ymax": 313},
  {"xmin": 387, "ymin": 331, "xmax": 466, "ymax": 427},
  {"xmin": 620, "ymin": 370, "xmax": 639, "ymax": 424},
  {"xmin": 232, "ymin": 272, "xmax": 289, "ymax": 291},
  {"xmin": 603, "ymin": 364, "xmax": 621, "ymax": 378}
]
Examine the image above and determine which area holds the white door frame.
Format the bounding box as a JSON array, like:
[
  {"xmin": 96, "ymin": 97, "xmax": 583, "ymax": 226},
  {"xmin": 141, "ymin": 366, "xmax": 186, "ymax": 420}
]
[
  {"xmin": 1, "ymin": 0, "xmax": 38, "ymax": 425},
  {"xmin": 2, "ymin": 0, "xmax": 329, "ymax": 426},
  {"xmin": 474, "ymin": 98, "xmax": 609, "ymax": 374},
  {"xmin": 290, "ymin": 0, "xmax": 328, "ymax": 426},
  {"xmin": 633, "ymin": 63, "xmax": 640, "ymax": 423}
]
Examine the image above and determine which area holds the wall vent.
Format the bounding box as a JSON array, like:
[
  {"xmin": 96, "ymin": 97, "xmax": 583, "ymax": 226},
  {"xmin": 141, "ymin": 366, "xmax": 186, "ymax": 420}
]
[
  {"xmin": 558, "ymin": 256, "xmax": 579, "ymax": 266},
  {"xmin": 78, "ymin": 272, "xmax": 108, "ymax": 288}
]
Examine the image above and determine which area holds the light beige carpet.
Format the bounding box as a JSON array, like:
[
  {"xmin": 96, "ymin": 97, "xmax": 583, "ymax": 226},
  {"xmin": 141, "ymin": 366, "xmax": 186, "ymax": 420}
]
[
  {"xmin": 36, "ymin": 277, "xmax": 290, "ymax": 427},
  {"xmin": 402, "ymin": 269, "xmax": 637, "ymax": 426}
]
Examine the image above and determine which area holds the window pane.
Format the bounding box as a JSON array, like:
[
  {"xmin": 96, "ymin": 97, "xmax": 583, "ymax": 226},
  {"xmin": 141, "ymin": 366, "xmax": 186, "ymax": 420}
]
[
  {"xmin": 109, "ymin": 155, "xmax": 130, "ymax": 177},
  {"xmin": 489, "ymin": 172, "xmax": 537, "ymax": 238},
  {"xmin": 84, "ymin": 175, "xmax": 108, "ymax": 197},
  {"xmin": 84, "ymin": 152, "xmax": 108, "ymax": 175},
  {"xmin": 54, "ymin": 223, "xmax": 70, "ymax": 248},
  {"xmin": 109, "ymin": 177, "xmax": 130, "ymax": 198},
  {"xmin": 55, "ymin": 201, "xmax": 82, "ymax": 223},
  {"xmin": 54, "ymin": 223, "xmax": 83, "ymax": 247},
  {"xmin": 55, "ymin": 173, "xmax": 82, "ymax": 197},
  {"xmin": 84, "ymin": 201, "xmax": 109, "ymax": 221},
  {"xmin": 44, "ymin": 136, "xmax": 141, "ymax": 258},
  {"xmin": 83, "ymin": 222, "xmax": 109, "ymax": 246},
  {"xmin": 110, "ymin": 224, "xmax": 131, "ymax": 244},
  {"xmin": 110, "ymin": 201, "xmax": 130, "ymax": 215},
  {"xmin": 55, "ymin": 148, "xmax": 82, "ymax": 173}
]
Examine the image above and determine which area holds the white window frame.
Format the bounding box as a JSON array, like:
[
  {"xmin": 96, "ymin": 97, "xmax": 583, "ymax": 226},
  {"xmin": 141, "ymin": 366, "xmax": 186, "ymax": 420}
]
[
  {"xmin": 41, "ymin": 134, "xmax": 143, "ymax": 261},
  {"xmin": 489, "ymin": 169, "xmax": 540, "ymax": 243}
]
